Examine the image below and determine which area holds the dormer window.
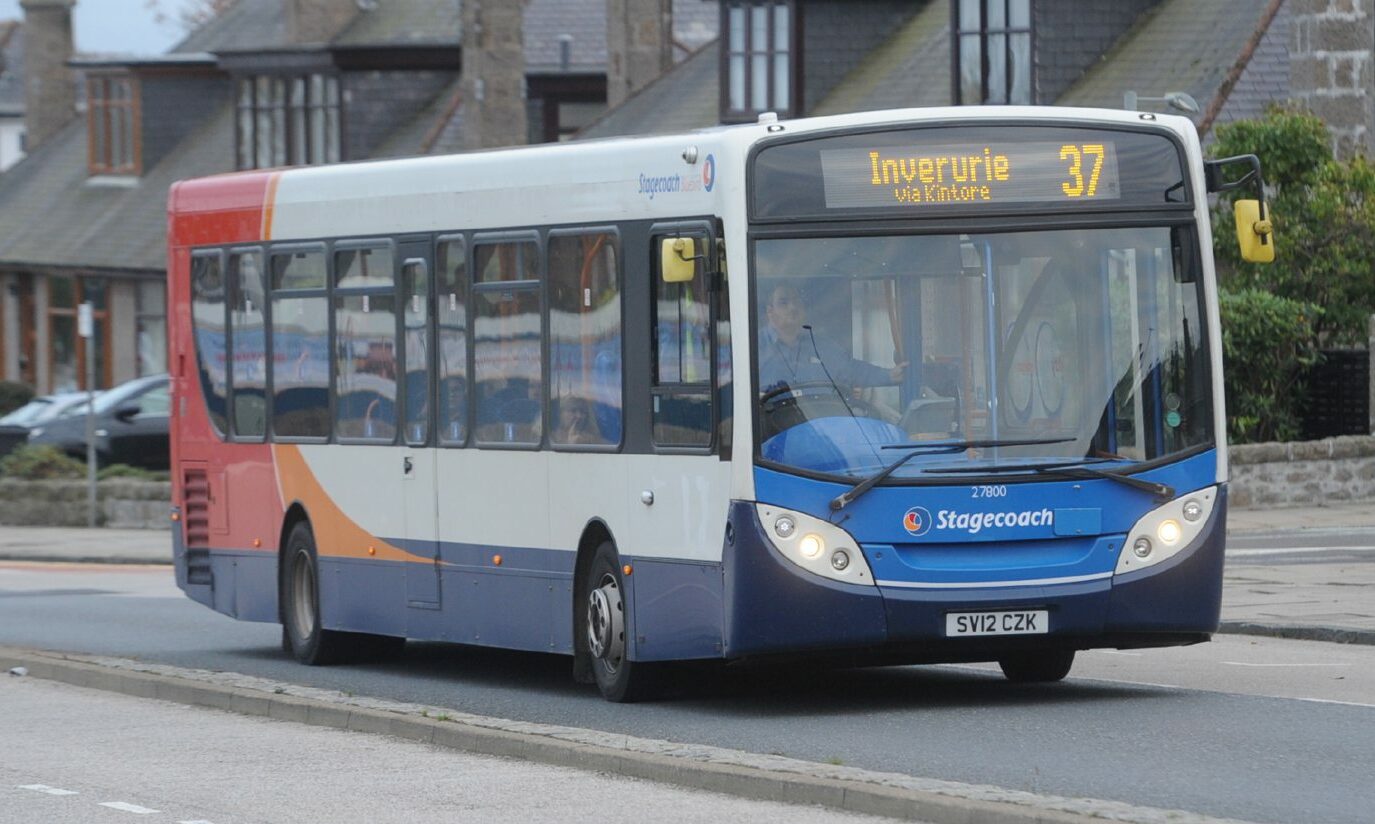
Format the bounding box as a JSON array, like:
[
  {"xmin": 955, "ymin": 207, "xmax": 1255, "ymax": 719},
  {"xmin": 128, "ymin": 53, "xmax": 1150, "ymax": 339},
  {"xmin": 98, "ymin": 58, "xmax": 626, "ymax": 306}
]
[
  {"xmin": 954, "ymin": 0, "xmax": 1033, "ymax": 105},
  {"xmin": 87, "ymin": 73, "xmax": 140, "ymax": 175},
  {"xmin": 721, "ymin": 1, "xmax": 797, "ymax": 122},
  {"xmin": 236, "ymin": 74, "xmax": 342, "ymax": 170}
]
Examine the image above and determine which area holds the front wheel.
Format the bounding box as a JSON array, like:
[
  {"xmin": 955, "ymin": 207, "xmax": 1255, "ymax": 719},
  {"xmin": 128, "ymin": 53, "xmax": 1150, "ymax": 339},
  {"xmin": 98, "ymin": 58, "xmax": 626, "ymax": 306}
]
[
  {"xmin": 583, "ymin": 541, "xmax": 660, "ymax": 702},
  {"xmin": 998, "ymin": 649, "xmax": 1075, "ymax": 683}
]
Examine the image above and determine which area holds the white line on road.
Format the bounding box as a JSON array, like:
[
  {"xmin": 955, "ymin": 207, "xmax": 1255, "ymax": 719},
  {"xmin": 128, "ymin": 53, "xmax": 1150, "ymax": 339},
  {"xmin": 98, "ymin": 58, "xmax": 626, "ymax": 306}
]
[
  {"xmin": 1228, "ymin": 546, "xmax": 1375, "ymax": 557},
  {"xmin": 100, "ymin": 802, "xmax": 160, "ymax": 814},
  {"xmin": 179, "ymin": 820, "xmax": 217, "ymax": 823},
  {"xmin": 1221, "ymin": 661, "xmax": 1351, "ymax": 668},
  {"xmin": 17, "ymin": 784, "xmax": 77, "ymax": 795}
]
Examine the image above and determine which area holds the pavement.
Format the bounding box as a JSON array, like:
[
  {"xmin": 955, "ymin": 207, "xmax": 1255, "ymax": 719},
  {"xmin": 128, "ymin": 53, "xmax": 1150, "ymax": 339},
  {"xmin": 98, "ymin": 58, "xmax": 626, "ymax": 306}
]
[{"xmin": 0, "ymin": 503, "xmax": 1372, "ymax": 644}]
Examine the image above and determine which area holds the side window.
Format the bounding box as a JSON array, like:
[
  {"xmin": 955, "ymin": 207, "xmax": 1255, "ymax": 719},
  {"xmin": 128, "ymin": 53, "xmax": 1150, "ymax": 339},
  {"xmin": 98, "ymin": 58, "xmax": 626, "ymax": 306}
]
[
  {"xmin": 436, "ymin": 237, "xmax": 468, "ymax": 445},
  {"xmin": 473, "ymin": 238, "xmax": 541, "ymax": 445},
  {"xmin": 652, "ymin": 231, "xmax": 713, "ymax": 447},
  {"xmin": 269, "ymin": 247, "xmax": 329, "ymax": 439},
  {"xmin": 548, "ymin": 231, "xmax": 621, "ymax": 448},
  {"xmin": 402, "ymin": 256, "xmax": 431, "ymax": 446},
  {"xmin": 136, "ymin": 384, "xmax": 170, "ymax": 417},
  {"xmin": 228, "ymin": 249, "xmax": 266, "ymax": 439},
  {"xmin": 333, "ymin": 243, "xmax": 397, "ymax": 442},
  {"xmin": 190, "ymin": 251, "xmax": 227, "ymax": 435},
  {"xmin": 715, "ymin": 238, "xmax": 732, "ymax": 455}
]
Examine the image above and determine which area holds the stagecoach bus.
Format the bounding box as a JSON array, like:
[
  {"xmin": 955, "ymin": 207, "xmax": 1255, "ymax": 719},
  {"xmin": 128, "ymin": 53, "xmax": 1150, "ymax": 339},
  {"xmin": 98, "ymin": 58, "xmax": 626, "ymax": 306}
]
[{"xmin": 168, "ymin": 106, "xmax": 1274, "ymax": 701}]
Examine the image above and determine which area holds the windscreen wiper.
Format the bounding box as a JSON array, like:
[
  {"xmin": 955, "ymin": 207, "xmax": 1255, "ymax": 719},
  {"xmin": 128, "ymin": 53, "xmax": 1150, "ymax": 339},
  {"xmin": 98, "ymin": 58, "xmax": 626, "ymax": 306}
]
[
  {"xmin": 829, "ymin": 437, "xmax": 1074, "ymax": 511},
  {"xmin": 924, "ymin": 459, "xmax": 1174, "ymax": 502}
]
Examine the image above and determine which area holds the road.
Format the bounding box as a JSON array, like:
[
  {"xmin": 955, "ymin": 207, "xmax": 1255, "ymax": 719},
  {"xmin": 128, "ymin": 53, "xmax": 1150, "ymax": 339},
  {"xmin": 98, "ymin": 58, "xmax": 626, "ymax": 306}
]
[{"xmin": 1, "ymin": 550, "xmax": 1372, "ymax": 824}]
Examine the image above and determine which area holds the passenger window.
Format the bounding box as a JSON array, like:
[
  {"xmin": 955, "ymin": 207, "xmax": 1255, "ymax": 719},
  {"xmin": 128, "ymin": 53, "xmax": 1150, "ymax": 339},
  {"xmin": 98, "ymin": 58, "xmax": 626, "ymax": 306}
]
[
  {"xmin": 549, "ymin": 231, "xmax": 620, "ymax": 448},
  {"xmin": 436, "ymin": 237, "xmax": 467, "ymax": 445},
  {"xmin": 334, "ymin": 243, "xmax": 397, "ymax": 442},
  {"xmin": 473, "ymin": 239, "xmax": 541, "ymax": 445},
  {"xmin": 402, "ymin": 257, "xmax": 431, "ymax": 446},
  {"xmin": 190, "ymin": 252, "xmax": 227, "ymax": 435},
  {"xmin": 652, "ymin": 231, "xmax": 712, "ymax": 447},
  {"xmin": 270, "ymin": 248, "xmax": 330, "ymax": 439},
  {"xmin": 228, "ymin": 250, "xmax": 266, "ymax": 439},
  {"xmin": 136, "ymin": 385, "xmax": 170, "ymax": 417}
]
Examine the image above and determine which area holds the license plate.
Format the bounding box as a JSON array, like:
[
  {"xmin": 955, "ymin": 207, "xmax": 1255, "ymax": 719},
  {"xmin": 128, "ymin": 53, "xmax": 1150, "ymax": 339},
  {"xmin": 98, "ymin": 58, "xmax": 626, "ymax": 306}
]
[{"xmin": 945, "ymin": 610, "xmax": 1049, "ymax": 637}]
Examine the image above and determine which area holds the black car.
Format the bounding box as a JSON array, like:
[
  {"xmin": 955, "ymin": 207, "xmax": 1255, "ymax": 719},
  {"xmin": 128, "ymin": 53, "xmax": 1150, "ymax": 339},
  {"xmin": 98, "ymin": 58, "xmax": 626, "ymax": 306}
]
[
  {"xmin": 0, "ymin": 392, "xmax": 96, "ymax": 459},
  {"xmin": 27, "ymin": 375, "xmax": 169, "ymax": 469}
]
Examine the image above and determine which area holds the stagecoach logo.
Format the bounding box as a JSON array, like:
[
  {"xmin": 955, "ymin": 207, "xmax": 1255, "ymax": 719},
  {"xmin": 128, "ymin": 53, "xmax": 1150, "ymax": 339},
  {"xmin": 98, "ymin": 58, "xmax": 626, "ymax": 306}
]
[
  {"xmin": 902, "ymin": 506, "xmax": 933, "ymax": 537},
  {"xmin": 638, "ymin": 157, "xmax": 714, "ymax": 199},
  {"xmin": 703, "ymin": 153, "xmax": 716, "ymax": 192}
]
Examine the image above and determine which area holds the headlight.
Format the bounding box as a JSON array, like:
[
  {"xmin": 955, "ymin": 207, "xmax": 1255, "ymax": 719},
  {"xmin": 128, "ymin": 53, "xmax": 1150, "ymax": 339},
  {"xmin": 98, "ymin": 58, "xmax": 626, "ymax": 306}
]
[
  {"xmin": 1116, "ymin": 487, "xmax": 1218, "ymax": 574},
  {"xmin": 755, "ymin": 503, "xmax": 874, "ymax": 585},
  {"xmin": 27, "ymin": 427, "xmax": 43, "ymax": 439}
]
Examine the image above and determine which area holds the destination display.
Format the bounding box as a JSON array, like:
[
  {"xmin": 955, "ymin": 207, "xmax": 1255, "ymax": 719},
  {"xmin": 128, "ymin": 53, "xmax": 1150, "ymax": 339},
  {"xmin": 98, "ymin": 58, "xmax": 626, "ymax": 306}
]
[
  {"xmin": 751, "ymin": 125, "xmax": 1188, "ymax": 219},
  {"xmin": 820, "ymin": 141, "xmax": 1122, "ymax": 208}
]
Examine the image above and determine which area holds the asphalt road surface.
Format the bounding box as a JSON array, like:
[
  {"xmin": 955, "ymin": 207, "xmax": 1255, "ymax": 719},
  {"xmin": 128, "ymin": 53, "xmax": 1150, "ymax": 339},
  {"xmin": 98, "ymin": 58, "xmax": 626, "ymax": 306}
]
[{"xmin": 1, "ymin": 560, "xmax": 1372, "ymax": 824}]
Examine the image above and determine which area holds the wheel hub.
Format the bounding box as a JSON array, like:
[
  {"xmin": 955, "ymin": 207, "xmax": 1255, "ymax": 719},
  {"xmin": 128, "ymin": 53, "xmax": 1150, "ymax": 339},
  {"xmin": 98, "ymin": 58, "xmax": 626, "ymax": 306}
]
[{"xmin": 586, "ymin": 576, "xmax": 624, "ymax": 668}]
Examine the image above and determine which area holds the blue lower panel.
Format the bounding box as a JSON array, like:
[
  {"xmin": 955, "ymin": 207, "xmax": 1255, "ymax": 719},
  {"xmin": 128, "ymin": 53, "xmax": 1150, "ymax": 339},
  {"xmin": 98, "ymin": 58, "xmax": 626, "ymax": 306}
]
[
  {"xmin": 626, "ymin": 559, "xmax": 724, "ymax": 661},
  {"xmin": 204, "ymin": 551, "xmax": 277, "ymax": 624}
]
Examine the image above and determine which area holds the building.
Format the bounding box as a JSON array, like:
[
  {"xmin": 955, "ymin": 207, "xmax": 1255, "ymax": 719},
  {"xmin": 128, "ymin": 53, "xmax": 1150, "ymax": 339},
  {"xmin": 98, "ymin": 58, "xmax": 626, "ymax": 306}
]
[
  {"xmin": 0, "ymin": 20, "xmax": 26, "ymax": 173},
  {"xmin": 0, "ymin": 0, "xmax": 1366, "ymax": 393},
  {"xmin": 0, "ymin": 0, "xmax": 713, "ymax": 393}
]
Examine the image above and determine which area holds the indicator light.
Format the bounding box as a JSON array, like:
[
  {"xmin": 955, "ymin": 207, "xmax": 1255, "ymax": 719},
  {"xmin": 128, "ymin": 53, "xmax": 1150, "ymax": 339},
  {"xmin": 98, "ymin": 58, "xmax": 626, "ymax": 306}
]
[
  {"xmin": 493, "ymin": 554, "xmax": 503, "ymax": 566},
  {"xmin": 830, "ymin": 550, "xmax": 850, "ymax": 571},
  {"xmin": 1182, "ymin": 500, "xmax": 1203, "ymax": 522},
  {"xmin": 774, "ymin": 515, "xmax": 796, "ymax": 538},
  {"xmin": 1133, "ymin": 537, "xmax": 1152, "ymax": 558},
  {"xmin": 622, "ymin": 564, "xmax": 633, "ymax": 576}
]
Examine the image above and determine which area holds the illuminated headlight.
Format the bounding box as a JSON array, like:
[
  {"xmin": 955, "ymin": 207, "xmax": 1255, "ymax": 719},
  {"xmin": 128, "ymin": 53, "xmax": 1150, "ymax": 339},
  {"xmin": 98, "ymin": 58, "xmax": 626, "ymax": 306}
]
[
  {"xmin": 755, "ymin": 503, "xmax": 874, "ymax": 586},
  {"xmin": 1117, "ymin": 486, "xmax": 1218, "ymax": 575}
]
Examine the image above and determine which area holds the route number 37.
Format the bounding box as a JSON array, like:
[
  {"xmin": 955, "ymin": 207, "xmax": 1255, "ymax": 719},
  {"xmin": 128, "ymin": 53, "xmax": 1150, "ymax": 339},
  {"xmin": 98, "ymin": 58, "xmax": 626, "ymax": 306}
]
[{"xmin": 1060, "ymin": 144, "xmax": 1106, "ymax": 198}]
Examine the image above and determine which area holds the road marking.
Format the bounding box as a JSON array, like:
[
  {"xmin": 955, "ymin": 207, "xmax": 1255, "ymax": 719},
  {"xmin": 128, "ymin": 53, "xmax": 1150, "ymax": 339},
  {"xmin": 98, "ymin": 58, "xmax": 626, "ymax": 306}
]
[
  {"xmin": 1220, "ymin": 661, "xmax": 1351, "ymax": 668},
  {"xmin": 1095, "ymin": 650, "xmax": 1143, "ymax": 656},
  {"xmin": 17, "ymin": 784, "xmax": 78, "ymax": 795},
  {"xmin": 1228, "ymin": 546, "xmax": 1375, "ymax": 557},
  {"xmin": 100, "ymin": 802, "xmax": 160, "ymax": 814},
  {"xmin": 179, "ymin": 820, "xmax": 217, "ymax": 823}
]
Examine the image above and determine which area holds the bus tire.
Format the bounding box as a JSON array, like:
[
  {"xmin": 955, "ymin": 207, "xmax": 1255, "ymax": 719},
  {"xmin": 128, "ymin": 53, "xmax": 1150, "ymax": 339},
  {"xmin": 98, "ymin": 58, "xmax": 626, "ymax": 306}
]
[
  {"xmin": 583, "ymin": 541, "xmax": 659, "ymax": 702},
  {"xmin": 998, "ymin": 649, "xmax": 1075, "ymax": 683},
  {"xmin": 281, "ymin": 521, "xmax": 351, "ymax": 666}
]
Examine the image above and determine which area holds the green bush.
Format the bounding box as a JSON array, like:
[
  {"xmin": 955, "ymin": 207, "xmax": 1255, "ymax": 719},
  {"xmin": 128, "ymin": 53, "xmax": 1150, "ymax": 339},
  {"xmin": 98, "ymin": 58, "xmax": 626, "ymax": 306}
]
[
  {"xmin": 1212, "ymin": 107, "xmax": 1375, "ymax": 345},
  {"xmin": 97, "ymin": 463, "xmax": 168, "ymax": 482},
  {"xmin": 0, "ymin": 381, "xmax": 34, "ymax": 417},
  {"xmin": 0, "ymin": 444, "xmax": 86, "ymax": 480},
  {"xmin": 1220, "ymin": 288, "xmax": 1322, "ymax": 443}
]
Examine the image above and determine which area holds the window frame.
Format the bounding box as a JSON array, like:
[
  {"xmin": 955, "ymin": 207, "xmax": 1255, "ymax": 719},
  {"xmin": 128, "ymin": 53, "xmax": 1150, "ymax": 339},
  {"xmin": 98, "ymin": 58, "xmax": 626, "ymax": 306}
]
[
  {"xmin": 719, "ymin": 0, "xmax": 800, "ymax": 123},
  {"xmin": 234, "ymin": 72, "xmax": 344, "ymax": 170},
  {"xmin": 470, "ymin": 231, "xmax": 544, "ymax": 451},
  {"xmin": 46, "ymin": 275, "xmax": 113, "ymax": 392},
  {"xmin": 649, "ymin": 220, "xmax": 719, "ymax": 454},
  {"xmin": 87, "ymin": 72, "xmax": 142, "ymax": 176},
  {"xmin": 331, "ymin": 238, "xmax": 399, "ymax": 445},
  {"xmin": 433, "ymin": 232, "xmax": 471, "ymax": 448},
  {"xmin": 188, "ymin": 249, "xmax": 228, "ymax": 437},
  {"xmin": 267, "ymin": 242, "xmax": 332, "ymax": 444},
  {"xmin": 951, "ymin": 0, "xmax": 1035, "ymax": 106},
  {"xmin": 546, "ymin": 226, "xmax": 625, "ymax": 453},
  {"xmin": 226, "ymin": 245, "xmax": 269, "ymax": 443}
]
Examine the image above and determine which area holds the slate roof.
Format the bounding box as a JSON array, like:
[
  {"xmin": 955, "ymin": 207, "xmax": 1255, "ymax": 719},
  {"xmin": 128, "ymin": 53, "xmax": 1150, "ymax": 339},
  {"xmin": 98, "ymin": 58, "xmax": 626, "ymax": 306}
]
[
  {"xmin": 1210, "ymin": 1, "xmax": 1290, "ymax": 129},
  {"xmin": 0, "ymin": 104, "xmax": 235, "ymax": 273},
  {"xmin": 0, "ymin": 20, "xmax": 23, "ymax": 117},
  {"xmin": 810, "ymin": 2, "xmax": 950, "ymax": 116},
  {"xmin": 578, "ymin": 38, "xmax": 719, "ymax": 139},
  {"xmin": 1056, "ymin": 0, "xmax": 1278, "ymax": 121}
]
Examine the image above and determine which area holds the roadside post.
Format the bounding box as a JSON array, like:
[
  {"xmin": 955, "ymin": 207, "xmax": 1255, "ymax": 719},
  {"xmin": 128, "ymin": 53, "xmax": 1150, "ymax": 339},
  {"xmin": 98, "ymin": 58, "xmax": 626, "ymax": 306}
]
[{"xmin": 79, "ymin": 301, "xmax": 96, "ymax": 528}]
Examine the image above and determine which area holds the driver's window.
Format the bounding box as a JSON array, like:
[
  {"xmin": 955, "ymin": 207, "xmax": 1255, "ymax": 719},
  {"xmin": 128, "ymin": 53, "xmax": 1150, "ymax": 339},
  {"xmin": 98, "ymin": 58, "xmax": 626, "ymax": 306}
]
[{"xmin": 651, "ymin": 231, "xmax": 712, "ymax": 448}]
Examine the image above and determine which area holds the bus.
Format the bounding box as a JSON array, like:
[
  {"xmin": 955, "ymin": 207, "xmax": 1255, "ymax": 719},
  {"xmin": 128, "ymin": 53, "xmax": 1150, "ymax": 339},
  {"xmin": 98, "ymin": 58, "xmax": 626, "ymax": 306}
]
[{"xmin": 168, "ymin": 106, "xmax": 1273, "ymax": 701}]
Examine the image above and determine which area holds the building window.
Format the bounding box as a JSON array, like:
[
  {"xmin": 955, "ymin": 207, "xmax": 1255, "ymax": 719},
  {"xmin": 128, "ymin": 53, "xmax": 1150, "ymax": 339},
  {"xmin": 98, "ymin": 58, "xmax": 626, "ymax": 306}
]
[
  {"xmin": 236, "ymin": 74, "xmax": 341, "ymax": 170},
  {"xmin": 954, "ymin": 0, "xmax": 1033, "ymax": 105},
  {"xmin": 47, "ymin": 276, "xmax": 111, "ymax": 392},
  {"xmin": 88, "ymin": 74, "xmax": 140, "ymax": 175},
  {"xmin": 136, "ymin": 280, "xmax": 167, "ymax": 377},
  {"xmin": 721, "ymin": 1, "xmax": 796, "ymax": 122}
]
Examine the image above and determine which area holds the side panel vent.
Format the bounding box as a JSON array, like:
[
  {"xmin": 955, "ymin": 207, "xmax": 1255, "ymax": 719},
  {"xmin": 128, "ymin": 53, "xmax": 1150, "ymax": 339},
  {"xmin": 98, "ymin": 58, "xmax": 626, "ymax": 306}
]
[{"xmin": 182, "ymin": 467, "xmax": 213, "ymax": 585}]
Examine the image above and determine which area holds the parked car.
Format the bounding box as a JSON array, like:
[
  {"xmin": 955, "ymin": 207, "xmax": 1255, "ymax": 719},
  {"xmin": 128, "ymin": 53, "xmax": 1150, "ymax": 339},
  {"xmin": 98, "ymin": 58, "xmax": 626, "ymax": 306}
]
[
  {"xmin": 0, "ymin": 392, "xmax": 97, "ymax": 459},
  {"xmin": 27, "ymin": 375, "xmax": 169, "ymax": 469}
]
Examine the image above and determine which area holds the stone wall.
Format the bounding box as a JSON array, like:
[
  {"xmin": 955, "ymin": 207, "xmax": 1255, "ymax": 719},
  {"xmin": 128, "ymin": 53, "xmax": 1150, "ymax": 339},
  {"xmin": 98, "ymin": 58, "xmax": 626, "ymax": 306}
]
[
  {"xmin": 0, "ymin": 479, "xmax": 170, "ymax": 529},
  {"xmin": 1289, "ymin": 0, "xmax": 1375, "ymax": 158},
  {"xmin": 1229, "ymin": 435, "xmax": 1375, "ymax": 508}
]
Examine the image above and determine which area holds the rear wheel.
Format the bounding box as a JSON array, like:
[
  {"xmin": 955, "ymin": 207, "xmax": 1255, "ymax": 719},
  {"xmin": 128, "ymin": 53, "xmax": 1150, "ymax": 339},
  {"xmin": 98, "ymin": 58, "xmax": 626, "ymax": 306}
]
[
  {"xmin": 998, "ymin": 649, "xmax": 1075, "ymax": 683},
  {"xmin": 583, "ymin": 541, "xmax": 659, "ymax": 702},
  {"xmin": 281, "ymin": 522, "xmax": 404, "ymax": 664}
]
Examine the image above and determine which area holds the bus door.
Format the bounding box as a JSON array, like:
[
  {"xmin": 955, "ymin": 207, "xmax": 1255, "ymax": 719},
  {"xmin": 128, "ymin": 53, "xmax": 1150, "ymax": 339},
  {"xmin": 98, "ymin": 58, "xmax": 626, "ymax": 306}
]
[{"xmin": 399, "ymin": 240, "xmax": 441, "ymax": 609}]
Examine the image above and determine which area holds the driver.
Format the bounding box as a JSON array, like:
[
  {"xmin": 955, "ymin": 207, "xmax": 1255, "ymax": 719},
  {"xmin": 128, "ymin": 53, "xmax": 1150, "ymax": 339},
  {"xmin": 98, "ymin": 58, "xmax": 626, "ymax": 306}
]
[{"xmin": 759, "ymin": 284, "xmax": 907, "ymax": 393}]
